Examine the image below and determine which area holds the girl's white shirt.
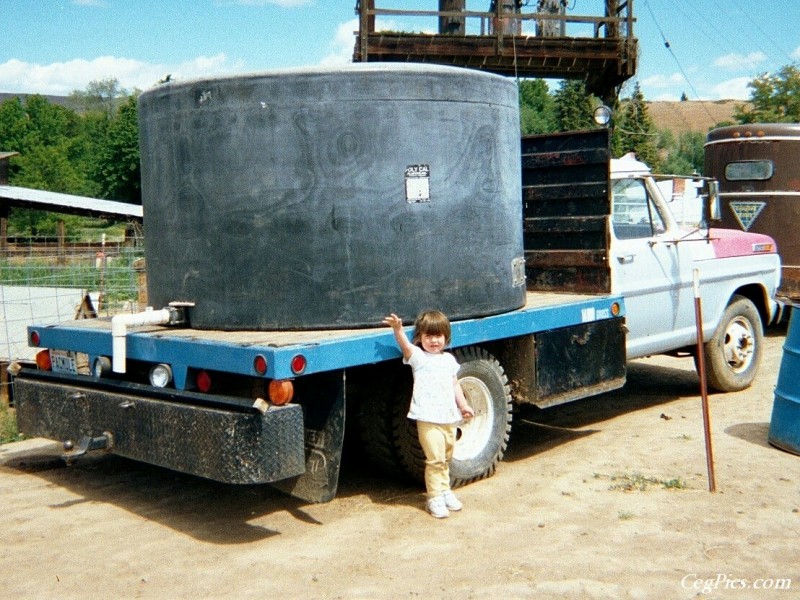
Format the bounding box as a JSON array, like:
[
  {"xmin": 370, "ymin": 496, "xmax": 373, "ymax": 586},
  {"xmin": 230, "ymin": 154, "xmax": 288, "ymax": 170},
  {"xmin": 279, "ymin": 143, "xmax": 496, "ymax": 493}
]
[{"xmin": 404, "ymin": 345, "xmax": 462, "ymax": 424}]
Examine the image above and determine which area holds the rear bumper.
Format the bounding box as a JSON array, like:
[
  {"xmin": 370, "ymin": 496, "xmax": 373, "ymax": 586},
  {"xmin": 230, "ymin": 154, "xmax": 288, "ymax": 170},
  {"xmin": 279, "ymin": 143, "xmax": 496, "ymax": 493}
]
[{"xmin": 13, "ymin": 373, "xmax": 306, "ymax": 484}]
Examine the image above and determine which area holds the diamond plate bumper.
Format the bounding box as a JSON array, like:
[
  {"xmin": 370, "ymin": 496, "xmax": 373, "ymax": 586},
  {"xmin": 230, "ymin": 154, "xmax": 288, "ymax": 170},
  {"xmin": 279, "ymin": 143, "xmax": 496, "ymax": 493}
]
[{"xmin": 13, "ymin": 376, "xmax": 306, "ymax": 485}]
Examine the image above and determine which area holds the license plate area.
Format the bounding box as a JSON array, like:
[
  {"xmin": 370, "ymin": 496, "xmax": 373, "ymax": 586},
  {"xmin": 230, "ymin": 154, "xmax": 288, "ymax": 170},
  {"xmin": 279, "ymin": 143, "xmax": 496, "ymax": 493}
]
[{"xmin": 50, "ymin": 350, "xmax": 78, "ymax": 374}]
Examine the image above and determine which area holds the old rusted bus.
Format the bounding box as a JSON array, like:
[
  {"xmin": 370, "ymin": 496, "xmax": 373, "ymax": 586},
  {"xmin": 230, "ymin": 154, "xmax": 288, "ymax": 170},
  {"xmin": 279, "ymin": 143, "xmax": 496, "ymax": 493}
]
[{"xmin": 705, "ymin": 123, "xmax": 800, "ymax": 300}]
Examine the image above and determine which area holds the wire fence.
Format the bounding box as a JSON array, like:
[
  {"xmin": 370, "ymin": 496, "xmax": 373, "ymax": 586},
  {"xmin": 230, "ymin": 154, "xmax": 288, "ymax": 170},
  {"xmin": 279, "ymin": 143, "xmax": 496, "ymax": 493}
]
[{"xmin": 1, "ymin": 230, "xmax": 146, "ymax": 366}]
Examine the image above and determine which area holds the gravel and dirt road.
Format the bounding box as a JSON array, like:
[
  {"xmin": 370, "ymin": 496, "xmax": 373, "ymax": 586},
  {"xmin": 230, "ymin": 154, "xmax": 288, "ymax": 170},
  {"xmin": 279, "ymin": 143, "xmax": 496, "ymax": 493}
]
[{"xmin": 1, "ymin": 327, "xmax": 798, "ymax": 599}]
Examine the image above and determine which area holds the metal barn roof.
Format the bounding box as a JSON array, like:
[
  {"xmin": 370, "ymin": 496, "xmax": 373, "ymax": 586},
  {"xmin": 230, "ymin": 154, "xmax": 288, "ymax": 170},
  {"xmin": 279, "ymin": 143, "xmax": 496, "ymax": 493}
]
[{"xmin": 0, "ymin": 184, "xmax": 142, "ymax": 220}]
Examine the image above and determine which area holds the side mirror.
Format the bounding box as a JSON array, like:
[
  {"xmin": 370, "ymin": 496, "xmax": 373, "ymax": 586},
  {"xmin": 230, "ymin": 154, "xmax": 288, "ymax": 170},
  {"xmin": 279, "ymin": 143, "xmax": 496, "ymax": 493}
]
[{"xmin": 707, "ymin": 180, "xmax": 721, "ymax": 221}]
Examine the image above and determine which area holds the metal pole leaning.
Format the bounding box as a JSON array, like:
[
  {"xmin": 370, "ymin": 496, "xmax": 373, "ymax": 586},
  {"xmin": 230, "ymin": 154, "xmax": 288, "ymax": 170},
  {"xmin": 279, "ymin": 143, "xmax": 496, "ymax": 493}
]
[{"xmin": 694, "ymin": 268, "xmax": 717, "ymax": 492}]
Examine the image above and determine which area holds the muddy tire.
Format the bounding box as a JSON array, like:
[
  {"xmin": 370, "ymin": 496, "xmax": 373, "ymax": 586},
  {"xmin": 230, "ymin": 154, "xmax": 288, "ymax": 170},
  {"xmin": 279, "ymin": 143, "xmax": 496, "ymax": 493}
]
[
  {"xmin": 702, "ymin": 295, "xmax": 763, "ymax": 392},
  {"xmin": 356, "ymin": 363, "xmax": 411, "ymax": 476}
]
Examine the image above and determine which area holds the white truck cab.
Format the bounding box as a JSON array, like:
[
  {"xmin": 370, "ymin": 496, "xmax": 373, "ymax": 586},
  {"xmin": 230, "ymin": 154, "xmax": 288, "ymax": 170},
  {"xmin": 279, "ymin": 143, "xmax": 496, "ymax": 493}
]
[{"xmin": 609, "ymin": 153, "xmax": 781, "ymax": 391}]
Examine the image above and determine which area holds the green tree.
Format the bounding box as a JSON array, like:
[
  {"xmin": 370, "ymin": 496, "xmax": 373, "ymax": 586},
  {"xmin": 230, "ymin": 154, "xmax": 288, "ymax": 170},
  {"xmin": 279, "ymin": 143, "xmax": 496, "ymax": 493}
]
[
  {"xmin": 68, "ymin": 77, "xmax": 129, "ymax": 117},
  {"xmin": 552, "ymin": 80, "xmax": 595, "ymax": 131},
  {"xmin": 94, "ymin": 95, "xmax": 141, "ymax": 204},
  {"xmin": 735, "ymin": 64, "xmax": 800, "ymax": 123},
  {"xmin": 518, "ymin": 79, "xmax": 557, "ymax": 134},
  {"xmin": 657, "ymin": 130, "xmax": 705, "ymax": 175},
  {"xmin": 611, "ymin": 82, "xmax": 660, "ymax": 169}
]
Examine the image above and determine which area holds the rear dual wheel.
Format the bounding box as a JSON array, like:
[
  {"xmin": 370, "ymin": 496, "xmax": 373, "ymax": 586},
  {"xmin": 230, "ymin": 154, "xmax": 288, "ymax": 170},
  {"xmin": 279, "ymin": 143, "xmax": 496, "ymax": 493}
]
[{"xmin": 390, "ymin": 346, "xmax": 513, "ymax": 487}]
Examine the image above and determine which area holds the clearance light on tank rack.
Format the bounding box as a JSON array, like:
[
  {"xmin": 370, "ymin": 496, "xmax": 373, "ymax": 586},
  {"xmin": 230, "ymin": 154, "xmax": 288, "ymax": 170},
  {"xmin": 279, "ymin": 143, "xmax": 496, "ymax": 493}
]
[
  {"xmin": 611, "ymin": 302, "xmax": 622, "ymax": 317},
  {"xmin": 30, "ymin": 331, "xmax": 41, "ymax": 347},
  {"xmin": 753, "ymin": 242, "xmax": 775, "ymax": 253},
  {"xmin": 268, "ymin": 379, "xmax": 294, "ymax": 405},
  {"xmin": 149, "ymin": 364, "xmax": 173, "ymax": 388},
  {"xmin": 196, "ymin": 370, "xmax": 212, "ymax": 393},
  {"xmin": 36, "ymin": 349, "xmax": 52, "ymax": 371},
  {"xmin": 253, "ymin": 354, "xmax": 268, "ymax": 376},
  {"xmin": 290, "ymin": 354, "xmax": 307, "ymax": 375}
]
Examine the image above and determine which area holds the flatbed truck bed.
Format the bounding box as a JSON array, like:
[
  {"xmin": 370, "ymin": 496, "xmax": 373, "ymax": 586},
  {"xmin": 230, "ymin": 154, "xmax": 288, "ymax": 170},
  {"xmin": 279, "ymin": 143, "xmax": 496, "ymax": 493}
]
[{"xmin": 27, "ymin": 292, "xmax": 623, "ymax": 384}]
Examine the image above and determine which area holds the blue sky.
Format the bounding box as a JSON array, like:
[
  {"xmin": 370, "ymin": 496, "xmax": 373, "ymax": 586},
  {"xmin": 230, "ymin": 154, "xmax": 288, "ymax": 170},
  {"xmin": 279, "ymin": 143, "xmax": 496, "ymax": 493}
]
[{"xmin": 1, "ymin": 0, "xmax": 799, "ymax": 102}]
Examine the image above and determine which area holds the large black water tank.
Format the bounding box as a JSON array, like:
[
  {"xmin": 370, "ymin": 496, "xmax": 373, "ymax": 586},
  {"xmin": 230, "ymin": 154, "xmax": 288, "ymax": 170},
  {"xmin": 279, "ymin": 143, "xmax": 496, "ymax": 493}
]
[{"xmin": 138, "ymin": 64, "xmax": 525, "ymax": 330}]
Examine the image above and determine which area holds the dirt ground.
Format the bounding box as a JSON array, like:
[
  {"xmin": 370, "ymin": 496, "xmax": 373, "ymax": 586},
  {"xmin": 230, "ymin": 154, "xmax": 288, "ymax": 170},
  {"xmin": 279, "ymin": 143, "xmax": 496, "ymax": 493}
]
[{"xmin": 1, "ymin": 327, "xmax": 798, "ymax": 599}]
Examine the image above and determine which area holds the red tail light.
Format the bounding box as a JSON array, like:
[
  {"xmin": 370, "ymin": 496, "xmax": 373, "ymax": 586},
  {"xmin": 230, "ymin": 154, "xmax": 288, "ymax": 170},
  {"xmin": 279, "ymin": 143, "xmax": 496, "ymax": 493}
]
[
  {"xmin": 290, "ymin": 354, "xmax": 307, "ymax": 375},
  {"xmin": 196, "ymin": 370, "xmax": 212, "ymax": 393},
  {"xmin": 253, "ymin": 354, "xmax": 267, "ymax": 375}
]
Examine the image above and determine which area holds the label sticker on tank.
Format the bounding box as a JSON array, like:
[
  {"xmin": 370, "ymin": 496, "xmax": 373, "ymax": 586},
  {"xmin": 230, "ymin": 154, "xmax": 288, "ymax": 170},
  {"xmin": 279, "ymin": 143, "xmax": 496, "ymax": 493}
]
[
  {"xmin": 405, "ymin": 165, "xmax": 430, "ymax": 203},
  {"xmin": 730, "ymin": 201, "xmax": 766, "ymax": 231},
  {"xmin": 512, "ymin": 257, "xmax": 526, "ymax": 287}
]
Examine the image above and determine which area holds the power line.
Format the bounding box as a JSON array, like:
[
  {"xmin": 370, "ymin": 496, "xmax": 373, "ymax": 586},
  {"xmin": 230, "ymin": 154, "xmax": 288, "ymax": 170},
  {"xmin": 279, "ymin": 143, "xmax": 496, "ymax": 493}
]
[
  {"xmin": 641, "ymin": 0, "xmax": 717, "ymax": 122},
  {"xmin": 730, "ymin": 0, "xmax": 796, "ymax": 64}
]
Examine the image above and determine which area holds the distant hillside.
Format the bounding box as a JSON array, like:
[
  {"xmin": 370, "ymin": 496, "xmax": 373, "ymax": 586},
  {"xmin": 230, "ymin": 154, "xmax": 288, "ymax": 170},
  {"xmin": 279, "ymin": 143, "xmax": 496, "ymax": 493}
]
[
  {"xmin": 0, "ymin": 92, "xmax": 73, "ymax": 108},
  {"xmin": 646, "ymin": 100, "xmax": 746, "ymax": 134}
]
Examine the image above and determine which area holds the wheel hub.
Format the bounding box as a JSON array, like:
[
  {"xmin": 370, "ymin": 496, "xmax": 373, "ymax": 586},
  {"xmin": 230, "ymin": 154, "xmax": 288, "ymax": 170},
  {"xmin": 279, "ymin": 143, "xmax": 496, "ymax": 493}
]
[
  {"xmin": 723, "ymin": 318, "xmax": 754, "ymax": 372},
  {"xmin": 453, "ymin": 376, "xmax": 494, "ymax": 461}
]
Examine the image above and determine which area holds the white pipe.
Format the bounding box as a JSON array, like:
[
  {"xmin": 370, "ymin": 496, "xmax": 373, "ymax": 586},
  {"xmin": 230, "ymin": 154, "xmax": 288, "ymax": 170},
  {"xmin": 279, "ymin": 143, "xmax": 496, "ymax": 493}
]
[{"xmin": 111, "ymin": 308, "xmax": 176, "ymax": 373}]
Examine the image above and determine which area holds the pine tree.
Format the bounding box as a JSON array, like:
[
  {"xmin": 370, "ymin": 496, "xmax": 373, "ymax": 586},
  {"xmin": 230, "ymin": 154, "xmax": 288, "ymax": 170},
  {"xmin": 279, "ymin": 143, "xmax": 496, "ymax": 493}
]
[
  {"xmin": 611, "ymin": 82, "xmax": 660, "ymax": 170},
  {"xmin": 552, "ymin": 80, "xmax": 595, "ymax": 132}
]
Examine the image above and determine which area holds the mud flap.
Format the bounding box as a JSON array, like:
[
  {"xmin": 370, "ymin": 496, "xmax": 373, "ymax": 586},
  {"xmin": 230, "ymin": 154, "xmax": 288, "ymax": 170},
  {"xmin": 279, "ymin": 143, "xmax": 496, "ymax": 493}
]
[{"xmin": 272, "ymin": 371, "xmax": 346, "ymax": 503}]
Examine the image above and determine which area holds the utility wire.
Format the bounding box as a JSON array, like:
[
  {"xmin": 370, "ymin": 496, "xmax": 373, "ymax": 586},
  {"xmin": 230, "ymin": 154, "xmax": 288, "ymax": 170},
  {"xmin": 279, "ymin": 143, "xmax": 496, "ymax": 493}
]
[
  {"xmin": 641, "ymin": 0, "xmax": 717, "ymax": 123},
  {"xmin": 730, "ymin": 0, "xmax": 795, "ymax": 64}
]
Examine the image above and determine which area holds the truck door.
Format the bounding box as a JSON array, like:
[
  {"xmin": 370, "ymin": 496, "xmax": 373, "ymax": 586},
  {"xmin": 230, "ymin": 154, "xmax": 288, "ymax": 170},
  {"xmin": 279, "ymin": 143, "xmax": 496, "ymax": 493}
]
[{"xmin": 611, "ymin": 177, "xmax": 695, "ymax": 358}]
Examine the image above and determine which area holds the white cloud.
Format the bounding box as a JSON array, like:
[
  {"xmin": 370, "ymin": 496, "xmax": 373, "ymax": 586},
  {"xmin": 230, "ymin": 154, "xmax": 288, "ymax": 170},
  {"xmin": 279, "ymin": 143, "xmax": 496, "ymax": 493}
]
[
  {"xmin": 792, "ymin": 46, "xmax": 800, "ymax": 60},
  {"xmin": 710, "ymin": 77, "xmax": 752, "ymax": 101},
  {"xmin": 319, "ymin": 19, "xmax": 358, "ymax": 66},
  {"xmin": 641, "ymin": 72, "xmax": 684, "ymax": 89},
  {"xmin": 0, "ymin": 54, "xmax": 245, "ymax": 95},
  {"xmin": 713, "ymin": 52, "xmax": 767, "ymax": 71}
]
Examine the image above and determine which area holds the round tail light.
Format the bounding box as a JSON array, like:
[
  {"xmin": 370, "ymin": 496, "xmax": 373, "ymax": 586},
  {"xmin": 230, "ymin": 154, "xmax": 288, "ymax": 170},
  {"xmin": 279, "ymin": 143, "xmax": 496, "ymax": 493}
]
[
  {"xmin": 268, "ymin": 379, "xmax": 294, "ymax": 405},
  {"xmin": 36, "ymin": 349, "xmax": 52, "ymax": 371}
]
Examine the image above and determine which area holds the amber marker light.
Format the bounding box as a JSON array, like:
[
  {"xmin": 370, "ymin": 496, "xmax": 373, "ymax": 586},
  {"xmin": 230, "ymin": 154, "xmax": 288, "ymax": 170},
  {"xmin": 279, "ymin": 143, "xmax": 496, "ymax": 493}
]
[
  {"xmin": 268, "ymin": 379, "xmax": 294, "ymax": 405},
  {"xmin": 611, "ymin": 302, "xmax": 622, "ymax": 317},
  {"xmin": 36, "ymin": 349, "xmax": 52, "ymax": 371}
]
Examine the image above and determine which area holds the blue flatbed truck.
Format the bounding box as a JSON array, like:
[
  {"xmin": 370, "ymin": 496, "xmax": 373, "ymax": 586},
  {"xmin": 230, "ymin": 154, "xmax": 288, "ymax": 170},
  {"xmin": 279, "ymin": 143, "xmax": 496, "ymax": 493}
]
[
  {"xmin": 15, "ymin": 291, "xmax": 625, "ymax": 503},
  {"xmin": 12, "ymin": 104, "xmax": 632, "ymax": 503}
]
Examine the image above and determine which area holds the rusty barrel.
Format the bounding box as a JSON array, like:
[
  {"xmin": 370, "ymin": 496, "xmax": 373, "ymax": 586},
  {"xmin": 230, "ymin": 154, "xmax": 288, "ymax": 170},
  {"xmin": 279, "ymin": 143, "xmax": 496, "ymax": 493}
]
[{"xmin": 769, "ymin": 308, "xmax": 800, "ymax": 454}]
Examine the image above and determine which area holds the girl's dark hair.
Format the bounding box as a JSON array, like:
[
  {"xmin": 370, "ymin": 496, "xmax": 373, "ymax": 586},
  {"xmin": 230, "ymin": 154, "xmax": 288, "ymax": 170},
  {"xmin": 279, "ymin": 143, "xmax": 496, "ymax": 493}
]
[{"xmin": 412, "ymin": 310, "xmax": 451, "ymax": 346}]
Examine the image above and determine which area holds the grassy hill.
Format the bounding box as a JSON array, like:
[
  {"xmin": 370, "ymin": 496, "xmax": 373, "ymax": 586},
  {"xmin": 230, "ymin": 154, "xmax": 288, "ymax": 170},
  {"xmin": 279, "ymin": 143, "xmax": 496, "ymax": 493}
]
[{"xmin": 646, "ymin": 99, "xmax": 745, "ymax": 134}]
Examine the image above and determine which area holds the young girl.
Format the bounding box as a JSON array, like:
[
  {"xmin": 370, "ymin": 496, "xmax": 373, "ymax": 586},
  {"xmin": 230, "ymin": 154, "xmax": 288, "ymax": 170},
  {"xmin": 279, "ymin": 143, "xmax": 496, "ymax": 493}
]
[{"xmin": 383, "ymin": 310, "xmax": 475, "ymax": 518}]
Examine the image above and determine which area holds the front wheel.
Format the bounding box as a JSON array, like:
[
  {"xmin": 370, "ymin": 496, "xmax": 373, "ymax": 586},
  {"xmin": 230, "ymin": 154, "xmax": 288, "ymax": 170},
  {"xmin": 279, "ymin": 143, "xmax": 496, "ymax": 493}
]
[{"xmin": 702, "ymin": 295, "xmax": 763, "ymax": 392}]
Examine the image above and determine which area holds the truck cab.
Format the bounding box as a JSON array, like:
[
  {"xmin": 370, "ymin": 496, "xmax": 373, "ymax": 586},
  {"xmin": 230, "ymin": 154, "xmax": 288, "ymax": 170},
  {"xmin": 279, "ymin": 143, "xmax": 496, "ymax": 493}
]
[{"xmin": 609, "ymin": 153, "xmax": 780, "ymax": 391}]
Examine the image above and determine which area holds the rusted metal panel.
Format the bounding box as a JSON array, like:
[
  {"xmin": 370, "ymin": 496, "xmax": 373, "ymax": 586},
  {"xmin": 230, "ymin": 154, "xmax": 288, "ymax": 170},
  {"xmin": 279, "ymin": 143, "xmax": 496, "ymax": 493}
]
[
  {"xmin": 533, "ymin": 318, "xmax": 626, "ymax": 408},
  {"xmin": 522, "ymin": 129, "xmax": 611, "ymax": 294}
]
